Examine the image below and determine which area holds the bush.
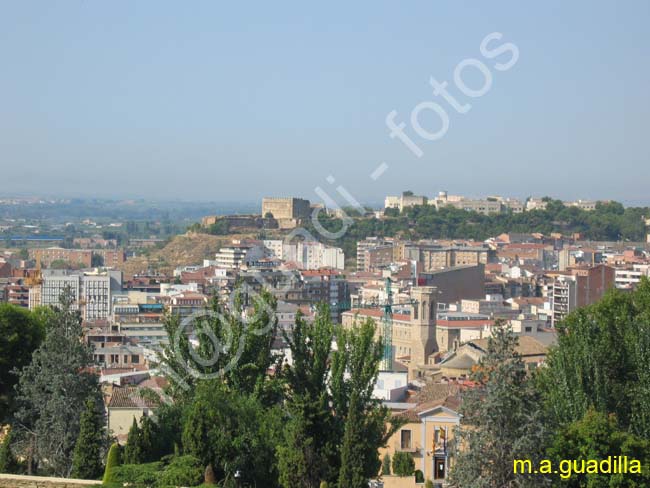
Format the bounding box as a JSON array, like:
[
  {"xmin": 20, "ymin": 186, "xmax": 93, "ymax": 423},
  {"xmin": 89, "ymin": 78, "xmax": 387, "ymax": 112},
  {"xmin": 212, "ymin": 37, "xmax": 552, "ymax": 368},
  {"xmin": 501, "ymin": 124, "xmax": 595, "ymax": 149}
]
[
  {"xmin": 103, "ymin": 461, "xmax": 162, "ymax": 485},
  {"xmin": 102, "ymin": 443, "xmax": 121, "ymax": 483},
  {"xmin": 157, "ymin": 455, "xmax": 203, "ymax": 487},
  {"xmin": 392, "ymin": 451, "xmax": 415, "ymax": 477},
  {"xmin": 425, "ymin": 480, "xmax": 435, "ymax": 488},
  {"xmin": 414, "ymin": 469, "xmax": 424, "ymax": 483}
]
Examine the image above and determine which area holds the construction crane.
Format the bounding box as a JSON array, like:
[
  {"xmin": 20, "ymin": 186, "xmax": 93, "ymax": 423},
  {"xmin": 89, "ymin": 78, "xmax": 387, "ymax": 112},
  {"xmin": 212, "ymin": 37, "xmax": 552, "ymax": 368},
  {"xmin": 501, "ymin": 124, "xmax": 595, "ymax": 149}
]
[
  {"xmin": 359, "ymin": 277, "xmax": 417, "ymax": 371},
  {"xmin": 25, "ymin": 260, "xmax": 43, "ymax": 287},
  {"xmin": 381, "ymin": 277, "xmax": 394, "ymax": 370},
  {"xmin": 331, "ymin": 277, "xmax": 420, "ymax": 371}
]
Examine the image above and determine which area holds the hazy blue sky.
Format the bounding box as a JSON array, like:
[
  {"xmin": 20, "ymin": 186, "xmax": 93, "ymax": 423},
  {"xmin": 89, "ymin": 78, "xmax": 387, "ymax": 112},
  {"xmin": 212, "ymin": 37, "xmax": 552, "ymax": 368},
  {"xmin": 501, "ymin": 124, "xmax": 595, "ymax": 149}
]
[{"xmin": 1, "ymin": 1, "xmax": 648, "ymax": 205}]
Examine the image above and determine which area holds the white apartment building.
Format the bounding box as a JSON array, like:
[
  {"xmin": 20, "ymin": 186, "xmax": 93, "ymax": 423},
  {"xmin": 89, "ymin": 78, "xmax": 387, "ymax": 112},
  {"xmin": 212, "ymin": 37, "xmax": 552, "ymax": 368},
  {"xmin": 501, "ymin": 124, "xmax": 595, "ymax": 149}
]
[
  {"xmin": 37, "ymin": 269, "xmax": 122, "ymax": 320},
  {"xmin": 214, "ymin": 243, "xmax": 265, "ymax": 269},
  {"xmin": 263, "ymin": 240, "xmax": 345, "ymax": 270},
  {"xmin": 615, "ymin": 265, "xmax": 650, "ymax": 290}
]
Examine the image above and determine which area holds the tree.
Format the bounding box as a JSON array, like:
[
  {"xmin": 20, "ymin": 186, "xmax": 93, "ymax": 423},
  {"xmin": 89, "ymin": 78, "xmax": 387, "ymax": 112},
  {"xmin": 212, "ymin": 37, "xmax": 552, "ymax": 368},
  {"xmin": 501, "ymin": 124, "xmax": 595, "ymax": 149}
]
[
  {"xmin": 71, "ymin": 398, "xmax": 105, "ymax": 479},
  {"xmin": 392, "ymin": 452, "xmax": 415, "ymax": 477},
  {"xmin": 450, "ymin": 324, "xmax": 549, "ymax": 488},
  {"xmin": 102, "ymin": 443, "xmax": 121, "ymax": 483},
  {"xmin": 182, "ymin": 382, "xmax": 283, "ymax": 487},
  {"xmin": 548, "ymin": 409, "xmax": 650, "ymax": 487},
  {"xmin": 336, "ymin": 319, "xmax": 401, "ymax": 488},
  {"xmin": 123, "ymin": 418, "xmax": 144, "ymax": 465},
  {"xmin": 158, "ymin": 290, "xmax": 279, "ymax": 402},
  {"xmin": 0, "ymin": 304, "xmax": 44, "ymax": 421},
  {"xmin": 540, "ymin": 279, "xmax": 650, "ymax": 437},
  {"xmin": 15, "ymin": 288, "xmax": 99, "ymax": 476},
  {"xmin": 0, "ymin": 426, "xmax": 19, "ymax": 474},
  {"xmin": 278, "ymin": 307, "xmax": 336, "ymax": 488},
  {"xmin": 381, "ymin": 453, "xmax": 391, "ymax": 475}
]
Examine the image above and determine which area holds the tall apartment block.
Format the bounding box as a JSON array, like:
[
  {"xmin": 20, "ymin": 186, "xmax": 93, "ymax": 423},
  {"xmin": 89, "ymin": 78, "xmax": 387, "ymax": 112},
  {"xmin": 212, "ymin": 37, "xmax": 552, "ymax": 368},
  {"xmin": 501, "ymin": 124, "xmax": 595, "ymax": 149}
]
[
  {"xmin": 551, "ymin": 264, "xmax": 616, "ymax": 326},
  {"xmin": 35, "ymin": 269, "xmax": 123, "ymax": 320}
]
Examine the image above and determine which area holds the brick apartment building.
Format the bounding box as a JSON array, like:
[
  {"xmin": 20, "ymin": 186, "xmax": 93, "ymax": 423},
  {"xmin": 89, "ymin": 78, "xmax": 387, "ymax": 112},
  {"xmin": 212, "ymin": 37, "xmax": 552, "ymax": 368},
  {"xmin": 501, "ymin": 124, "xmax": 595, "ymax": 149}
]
[{"xmin": 551, "ymin": 264, "xmax": 616, "ymax": 326}]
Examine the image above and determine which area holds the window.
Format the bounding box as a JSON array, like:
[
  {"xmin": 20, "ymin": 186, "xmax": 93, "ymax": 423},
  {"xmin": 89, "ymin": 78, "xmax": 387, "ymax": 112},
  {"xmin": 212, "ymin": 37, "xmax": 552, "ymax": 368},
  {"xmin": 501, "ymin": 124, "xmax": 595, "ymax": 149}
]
[{"xmin": 400, "ymin": 429, "xmax": 412, "ymax": 450}]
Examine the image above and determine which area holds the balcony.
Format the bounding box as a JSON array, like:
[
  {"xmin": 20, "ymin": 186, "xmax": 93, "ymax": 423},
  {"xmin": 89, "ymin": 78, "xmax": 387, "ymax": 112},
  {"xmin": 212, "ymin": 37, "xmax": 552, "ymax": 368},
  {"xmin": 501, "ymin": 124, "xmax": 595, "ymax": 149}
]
[{"xmin": 393, "ymin": 441, "xmax": 420, "ymax": 453}]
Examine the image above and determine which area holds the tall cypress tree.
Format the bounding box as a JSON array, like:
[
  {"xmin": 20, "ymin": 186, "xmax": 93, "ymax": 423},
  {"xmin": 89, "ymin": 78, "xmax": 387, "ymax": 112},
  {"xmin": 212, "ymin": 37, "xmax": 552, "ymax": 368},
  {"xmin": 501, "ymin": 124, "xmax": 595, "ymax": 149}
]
[
  {"xmin": 71, "ymin": 398, "xmax": 105, "ymax": 479},
  {"xmin": 123, "ymin": 418, "xmax": 143, "ymax": 465}
]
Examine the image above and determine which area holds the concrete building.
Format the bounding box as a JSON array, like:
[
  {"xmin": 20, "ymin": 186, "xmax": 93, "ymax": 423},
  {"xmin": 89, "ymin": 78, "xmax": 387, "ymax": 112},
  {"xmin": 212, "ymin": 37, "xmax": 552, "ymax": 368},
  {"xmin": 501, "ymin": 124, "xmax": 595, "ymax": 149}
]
[
  {"xmin": 356, "ymin": 237, "xmax": 394, "ymax": 272},
  {"xmin": 262, "ymin": 240, "xmax": 345, "ymax": 270},
  {"xmin": 36, "ymin": 269, "xmax": 123, "ymax": 320},
  {"xmin": 551, "ymin": 265, "xmax": 616, "ymax": 326},
  {"xmin": 615, "ymin": 265, "xmax": 650, "ymax": 289},
  {"xmin": 214, "ymin": 242, "xmax": 266, "ymax": 269},
  {"xmin": 417, "ymin": 264, "xmax": 485, "ymax": 305}
]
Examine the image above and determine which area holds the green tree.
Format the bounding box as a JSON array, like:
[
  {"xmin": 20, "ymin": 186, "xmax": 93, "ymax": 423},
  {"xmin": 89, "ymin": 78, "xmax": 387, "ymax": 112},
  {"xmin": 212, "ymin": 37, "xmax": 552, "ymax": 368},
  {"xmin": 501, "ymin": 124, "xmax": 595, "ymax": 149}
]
[
  {"xmin": 336, "ymin": 319, "xmax": 401, "ymax": 488},
  {"xmin": 548, "ymin": 409, "xmax": 650, "ymax": 487},
  {"xmin": 123, "ymin": 418, "xmax": 143, "ymax": 465},
  {"xmin": 540, "ymin": 279, "xmax": 650, "ymax": 437},
  {"xmin": 71, "ymin": 398, "xmax": 105, "ymax": 479},
  {"xmin": 102, "ymin": 442, "xmax": 121, "ymax": 483},
  {"xmin": 158, "ymin": 289, "xmax": 279, "ymax": 402},
  {"xmin": 182, "ymin": 381, "xmax": 283, "ymax": 487},
  {"xmin": 381, "ymin": 453, "xmax": 391, "ymax": 476},
  {"xmin": 0, "ymin": 426, "xmax": 19, "ymax": 474},
  {"xmin": 15, "ymin": 288, "xmax": 99, "ymax": 476},
  {"xmin": 278, "ymin": 307, "xmax": 336, "ymax": 487},
  {"xmin": 391, "ymin": 452, "xmax": 415, "ymax": 477},
  {"xmin": 450, "ymin": 324, "xmax": 548, "ymax": 488},
  {"xmin": 0, "ymin": 304, "xmax": 44, "ymax": 421}
]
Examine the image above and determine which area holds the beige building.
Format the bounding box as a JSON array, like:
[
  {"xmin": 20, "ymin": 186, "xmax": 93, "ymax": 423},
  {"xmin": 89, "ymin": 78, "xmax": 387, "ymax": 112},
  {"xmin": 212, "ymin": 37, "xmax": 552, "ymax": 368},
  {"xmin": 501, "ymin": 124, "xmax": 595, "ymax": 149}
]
[
  {"xmin": 106, "ymin": 386, "xmax": 159, "ymax": 443},
  {"xmin": 342, "ymin": 287, "xmax": 438, "ymax": 378},
  {"xmin": 404, "ymin": 244, "xmax": 489, "ymax": 272},
  {"xmin": 262, "ymin": 197, "xmax": 310, "ymax": 220},
  {"xmin": 380, "ymin": 394, "xmax": 461, "ymax": 487},
  {"xmin": 31, "ymin": 247, "xmax": 92, "ymax": 268}
]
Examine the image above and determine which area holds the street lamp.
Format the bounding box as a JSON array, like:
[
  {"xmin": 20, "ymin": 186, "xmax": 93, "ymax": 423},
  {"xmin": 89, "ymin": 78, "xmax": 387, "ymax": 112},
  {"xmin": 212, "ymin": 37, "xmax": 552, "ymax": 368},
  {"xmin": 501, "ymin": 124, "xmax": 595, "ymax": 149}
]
[{"xmin": 234, "ymin": 470, "xmax": 242, "ymax": 487}]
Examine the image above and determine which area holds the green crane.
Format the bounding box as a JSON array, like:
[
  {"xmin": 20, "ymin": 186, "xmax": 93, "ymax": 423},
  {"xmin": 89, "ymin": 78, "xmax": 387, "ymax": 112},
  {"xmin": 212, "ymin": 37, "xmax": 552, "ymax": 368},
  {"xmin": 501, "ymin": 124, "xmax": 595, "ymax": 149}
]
[{"xmin": 381, "ymin": 277, "xmax": 394, "ymax": 370}]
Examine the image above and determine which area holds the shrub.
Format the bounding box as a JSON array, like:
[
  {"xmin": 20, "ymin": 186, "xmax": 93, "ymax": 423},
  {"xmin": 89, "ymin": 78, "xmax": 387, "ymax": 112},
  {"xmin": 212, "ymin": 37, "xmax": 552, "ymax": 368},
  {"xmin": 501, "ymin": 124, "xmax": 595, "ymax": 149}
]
[
  {"xmin": 425, "ymin": 480, "xmax": 435, "ymax": 488},
  {"xmin": 392, "ymin": 451, "xmax": 415, "ymax": 477},
  {"xmin": 414, "ymin": 469, "xmax": 424, "ymax": 483},
  {"xmin": 102, "ymin": 443, "xmax": 121, "ymax": 484},
  {"xmin": 157, "ymin": 455, "xmax": 203, "ymax": 487},
  {"xmin": 320, "ymin": 482, "xmax": 329, "ymax": 488},
  {"xmin": 104, "ymin": 461, "xmax": 162, "ymax": 485}
]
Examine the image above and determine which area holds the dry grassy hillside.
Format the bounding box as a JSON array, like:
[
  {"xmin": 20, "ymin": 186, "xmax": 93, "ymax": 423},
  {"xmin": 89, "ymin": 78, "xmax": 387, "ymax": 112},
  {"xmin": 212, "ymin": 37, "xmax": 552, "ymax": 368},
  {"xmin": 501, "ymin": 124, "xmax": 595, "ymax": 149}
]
[{"xmin": 119, "ymin": 232, "xmax": 257, "ymax": 276}]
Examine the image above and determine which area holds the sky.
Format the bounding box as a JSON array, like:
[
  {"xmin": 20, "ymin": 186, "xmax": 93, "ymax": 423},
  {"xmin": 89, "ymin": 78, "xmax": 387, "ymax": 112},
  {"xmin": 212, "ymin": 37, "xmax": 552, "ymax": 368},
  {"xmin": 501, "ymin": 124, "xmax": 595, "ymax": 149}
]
[{"xmin": 0, "ymin": 1, "xmax": 649, "ymax": 206}]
